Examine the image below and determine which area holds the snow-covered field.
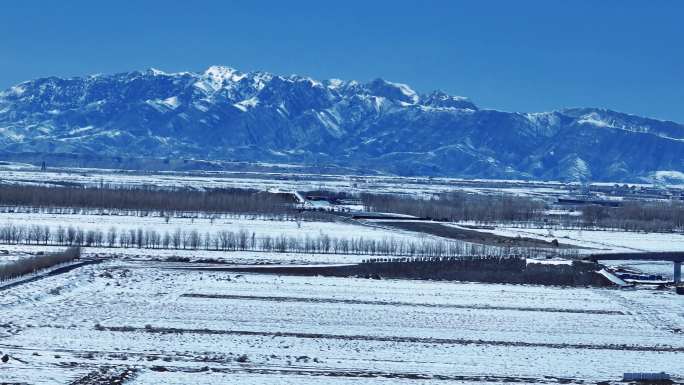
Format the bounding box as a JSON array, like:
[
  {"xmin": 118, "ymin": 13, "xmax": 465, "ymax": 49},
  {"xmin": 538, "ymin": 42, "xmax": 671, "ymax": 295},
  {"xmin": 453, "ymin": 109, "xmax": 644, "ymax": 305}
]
[
  {"xmin": 470, "ymin": 225, "xmax": 684, "ymax": 278},
  {"xmin": 0, "ymin": 251, "xmax": 33, "ymax": 267},
  {"xmin": 480, "ymin": 226, "xmax": 684, "ymax": 253},
  {"xmin": 1, "ymin": 259, "xmax": 682, "ymax": 384},
  {"xmin": 0, "ymin": 166, "xmax": 573, "ymax": 197},
  {"xmin": 0, "ymin": 211, "xmax": 420, "ymax": 242},
  {"xmin": 1, "ymin": 167, "xmax": 684, "ymax": 383},
  {"xmin": 0, "ymin": 244, "xmax": 369, "ymax": 265}
]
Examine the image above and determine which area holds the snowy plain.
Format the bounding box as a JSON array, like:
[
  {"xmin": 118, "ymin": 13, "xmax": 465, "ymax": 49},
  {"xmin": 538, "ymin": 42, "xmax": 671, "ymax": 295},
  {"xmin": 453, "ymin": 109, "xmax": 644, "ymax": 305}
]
[
  {"xmin": 475, "ymin": 225, "xmax": 684, "ymax": 253},
  {"xmin": 1, "ymin": 165, "xmax": 684, "ymax": 384},
  {"xmin": 468, "ymin": 225, "xmax": 684, "ymax": 278},
  {"xmin": 0, "ymin": 165, "xmax": 573, "ymax": 198},
  {"xmin": 0, "ymin": 211, "xmax": 421, "ymax": 242},
  {"xmin": 1, "ymin": 259, "xmax": 682, "ymax": 384}
]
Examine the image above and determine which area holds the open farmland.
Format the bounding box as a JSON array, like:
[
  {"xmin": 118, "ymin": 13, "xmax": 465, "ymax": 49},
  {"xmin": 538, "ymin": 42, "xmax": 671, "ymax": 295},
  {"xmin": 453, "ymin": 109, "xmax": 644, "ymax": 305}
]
[
  {"xmin": 1, "ymin": 168, "xmax": 684, "ymax": 384},
  {"xmin": 0, "ymin": 164, "xmax": 574, "ymax": 198},
  {"xmin": 484, "ymin": 227, "xmax": 684, "ymax": 253},
  {"xmin": 0, "ymin": 211, "xmax": 420, "ymax": 243},
  {"xmin": 1, "ymin": 259, "xmax": 683, "ymax": 384}
]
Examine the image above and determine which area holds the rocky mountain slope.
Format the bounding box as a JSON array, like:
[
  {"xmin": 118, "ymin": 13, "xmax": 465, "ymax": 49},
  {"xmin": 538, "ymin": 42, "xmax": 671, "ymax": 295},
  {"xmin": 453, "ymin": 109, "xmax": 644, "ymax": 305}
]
[{"xmin": 0, "ymin": 66, "xmax": 682, "ymax": 181}]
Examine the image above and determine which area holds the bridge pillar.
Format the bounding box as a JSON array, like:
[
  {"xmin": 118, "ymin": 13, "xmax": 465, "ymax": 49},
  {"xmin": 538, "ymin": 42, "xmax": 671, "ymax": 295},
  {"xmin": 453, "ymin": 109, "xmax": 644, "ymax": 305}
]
[{"xmin": 675, "ymin": 261, "xmax": 682, "ymax": 284}]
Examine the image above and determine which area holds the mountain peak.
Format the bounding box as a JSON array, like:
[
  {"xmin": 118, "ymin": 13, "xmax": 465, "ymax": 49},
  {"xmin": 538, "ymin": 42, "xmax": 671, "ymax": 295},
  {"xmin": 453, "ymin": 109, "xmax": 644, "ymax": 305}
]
[
  {"xmin": 146, "ymin": 68, "xmax": 168, "ymax": 76},
  {"xmin": 365, "ymin": 78, "xmax": 419, "ymax": 104},
  {"xmin": 423, "ymin": 90, "xmax": 477, "ymax": 110},
  {"xmin": 203, "ymin": 65, "xmax": 241, "ymax": 76}
]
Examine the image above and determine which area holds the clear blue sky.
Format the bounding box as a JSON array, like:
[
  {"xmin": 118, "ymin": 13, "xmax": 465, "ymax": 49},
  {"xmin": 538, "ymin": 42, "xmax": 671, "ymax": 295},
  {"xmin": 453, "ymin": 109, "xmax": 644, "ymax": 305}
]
[{"xmin": 2, "ymin": 0, "xmax": 683, "ymax": 122}]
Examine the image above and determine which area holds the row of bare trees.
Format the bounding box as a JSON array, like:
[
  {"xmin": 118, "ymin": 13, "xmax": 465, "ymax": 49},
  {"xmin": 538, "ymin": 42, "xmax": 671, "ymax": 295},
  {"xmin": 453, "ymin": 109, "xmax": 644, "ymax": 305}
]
[
  {"xmin": 0, "ymin": 223, "xmax": 570, "ymax": 258},
  {"xmin": 362, "ymin": 191, "xmax": 684, "ymax": 232},
  {"xmin": 0, "ymin": 184, "xmax": 295, "ymax": 214},
  {"xmin": 579, "ymin": 201, "xmax": 684, "ymax": 232},
  {"xmin": 0, "ymin": 247, "xmax": 81, "ymax": 281},
  {"xmin": 362, "ymin": 192, "xmax": 545, "ymax": 222},
  {"xmin": 0, "ymin": 204, "xmax": 320, "ymax": 223}
]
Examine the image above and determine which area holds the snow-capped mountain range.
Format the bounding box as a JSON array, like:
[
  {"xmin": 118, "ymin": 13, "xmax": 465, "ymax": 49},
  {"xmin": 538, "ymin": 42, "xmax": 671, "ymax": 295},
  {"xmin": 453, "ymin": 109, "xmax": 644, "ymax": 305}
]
[{"xmin": 1, "ymin": 66, "xmax": 683, "ymax": 182}]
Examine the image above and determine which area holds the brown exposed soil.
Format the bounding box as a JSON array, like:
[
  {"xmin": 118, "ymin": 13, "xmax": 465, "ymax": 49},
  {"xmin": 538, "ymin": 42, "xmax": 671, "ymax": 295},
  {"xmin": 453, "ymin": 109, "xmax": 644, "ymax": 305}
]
[{"xmin": 374, "ymin": 221, "xmax": 580, "ymax": 249}]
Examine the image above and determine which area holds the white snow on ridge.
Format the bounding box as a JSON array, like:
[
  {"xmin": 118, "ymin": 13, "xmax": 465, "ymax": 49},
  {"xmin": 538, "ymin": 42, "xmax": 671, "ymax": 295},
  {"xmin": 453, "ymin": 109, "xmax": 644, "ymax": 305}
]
[
  {"xmin": 9, "ymin": 84, "xmax": 27, "ymax": 96},
  {"xmin": 316, "ymin": 110, "xmax": 342, "ymax": 136},
  {"xmin": 386, "ymin": 80, "xmax": 419, "ymax": 104},
  {"xmin": 372, "ymin": 96, "xmax": 386, "ymax": 111},
  {"xmin": 577, "ymin": 112, "xmax": 615, "ymax": 128},
  {"xmin": 192, "ymin": 66, "xmax": 248, "ymax": 95},
  {"xmin": 145, "ymin": 96, "xmax": 181, "ymax": 112},
  {"xmin": 204, "ymin": 65, "xmax": 246, "ymax": 83},
  {"xmin": 575, "ymin": 112, "xmax": 684, "ymax": 142},
  {"xmin": 325, "ymin": 78, "xmax": 344, "ymax": 89},
  {"xmin": 148, "ymin": 68, "xmax": 168, "ymax": 76},
  {"xmin": 161, "ymin": 96, "xmax": 180, "ymax": 109},
  {"xmin": 234, "ymin": 96, "xmax": 260, "ymax": 112}
]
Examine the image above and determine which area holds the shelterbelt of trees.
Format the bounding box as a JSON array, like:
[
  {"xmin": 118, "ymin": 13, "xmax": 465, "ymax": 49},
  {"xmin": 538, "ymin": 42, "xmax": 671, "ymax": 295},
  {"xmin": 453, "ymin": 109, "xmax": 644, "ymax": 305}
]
[
  {"xmin": 362, "ymin": 192, "xmax": 684, "ymax": 232},
  {"xmin": 0, "ymin": 247, "xmax": 80, "ymax": 281},
  {"xmin": 0, "ymin": 184, "xmax": 295, "ymax": 214},
  {"xmin": 361, "ymin": 192, "xmax": 544, "ymax": 222},
  {"xmin": 0, "ymin": 223, "xmax": 573, "ymax": 259}
]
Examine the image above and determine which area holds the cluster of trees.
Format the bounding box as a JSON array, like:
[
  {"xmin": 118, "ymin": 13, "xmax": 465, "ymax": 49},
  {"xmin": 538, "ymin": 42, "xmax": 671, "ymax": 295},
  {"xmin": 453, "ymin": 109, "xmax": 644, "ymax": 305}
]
[
  {"xmin": 303, "ymin": 189, "xmax": 358, "ymax": 201},
  {"xmin": 580, "ymin": 201, "xmax": 684, "ymax": 232},
  {"xmin": 362, "ymin": 191, "xmax": 684, "ymax": 233},
  {"xmin": 0, "ymin": 184, "xmax": 295, "ymax": 214},
  {"xmin": 0, "ymin": 247, "xmax": 80, "ymax": 281},
  {"xmin": 362, "ymin": 192, "xmax": 545, "ymax": 222},
  {"xmin": 0, "ymin": 223, "xmax": 570, "ymax": 258},
  {"xmin": 354, "ymin": 256, "xmax": 599, "ymax": 286},
  {"xmin": 0, "ymin": 205, "xmax": 324, "ymax": 223}
]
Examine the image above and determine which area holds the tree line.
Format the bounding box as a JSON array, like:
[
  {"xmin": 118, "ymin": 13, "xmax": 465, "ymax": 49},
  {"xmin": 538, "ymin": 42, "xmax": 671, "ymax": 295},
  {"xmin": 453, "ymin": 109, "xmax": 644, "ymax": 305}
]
[
  {"xmin": 0, "ymin": 223, "xmax": 572, "ymax": 259},
  {"xmin": 362, "ymin": 191, "xmax": 684, "ymax": 233},
  {"xmin": 579, "ymin": 201, "xmax": 684, "ymax": 232},
  {"xmin": 0, "ymin": 184, "xmax": 295, "ymax": 214},
  {"xmin": 0, "ymin": 247, "xmax": 80, "ymax": 282},
  {"xmin": 361, "ymin": 191, "xmax": 545, "ymax": 222},
  {"xmin": 0, "ymin": 204, "xmax": 331, "ymax": 223}
]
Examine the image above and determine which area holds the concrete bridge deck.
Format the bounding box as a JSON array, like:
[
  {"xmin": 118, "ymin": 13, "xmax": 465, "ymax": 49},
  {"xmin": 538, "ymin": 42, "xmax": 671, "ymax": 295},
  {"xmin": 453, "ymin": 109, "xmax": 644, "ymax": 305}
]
[{"xmin": 588, "ymin": 252, "xmax": 683, "ymax": 284}]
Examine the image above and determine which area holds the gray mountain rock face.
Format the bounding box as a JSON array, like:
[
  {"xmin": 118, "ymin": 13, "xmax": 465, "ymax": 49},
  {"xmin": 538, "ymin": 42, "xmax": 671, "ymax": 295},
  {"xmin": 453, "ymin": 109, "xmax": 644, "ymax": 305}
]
[{"xmin": 0, "ymin": 66, "xmax": 682, "ymax": 181}]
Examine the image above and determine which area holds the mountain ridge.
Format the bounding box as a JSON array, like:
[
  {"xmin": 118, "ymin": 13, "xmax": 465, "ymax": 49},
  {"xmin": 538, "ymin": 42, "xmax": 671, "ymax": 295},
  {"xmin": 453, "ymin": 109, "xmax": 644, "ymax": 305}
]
[{"xmin": 0, "ymin": 66, "xmax": 682, "ymax": 182}]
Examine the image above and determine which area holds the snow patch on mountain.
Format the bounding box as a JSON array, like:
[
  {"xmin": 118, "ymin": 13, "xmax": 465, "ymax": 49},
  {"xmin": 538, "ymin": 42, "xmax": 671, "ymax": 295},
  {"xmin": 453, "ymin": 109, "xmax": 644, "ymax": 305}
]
[
  {"xmin": 234, "ymin": 97, "xmax": 259, "ymax": 112},
  {"xmin": 325, "ymin": 78, "xmax": 344, "ymax": 90},
  {"xmin": 146, "ymin": 96, "xmax": 181, "ymax": 111},
  {"xmin": 9, "ymin": 85, "xmax": 27, "ymax": 97},
  {"xmin": 577, "ymin": 112, "xmax": 615, "ymax": 128},
  {"xmin": 204, "ymin": 66, "xmax": 246, "ymax": 87}
]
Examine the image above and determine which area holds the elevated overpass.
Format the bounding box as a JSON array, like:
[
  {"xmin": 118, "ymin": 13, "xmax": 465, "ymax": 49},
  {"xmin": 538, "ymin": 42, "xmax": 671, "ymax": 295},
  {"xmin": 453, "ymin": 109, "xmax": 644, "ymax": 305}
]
[{"xmin": 588, "ymin": 252, "xmax": 682, "ymax": 284}]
